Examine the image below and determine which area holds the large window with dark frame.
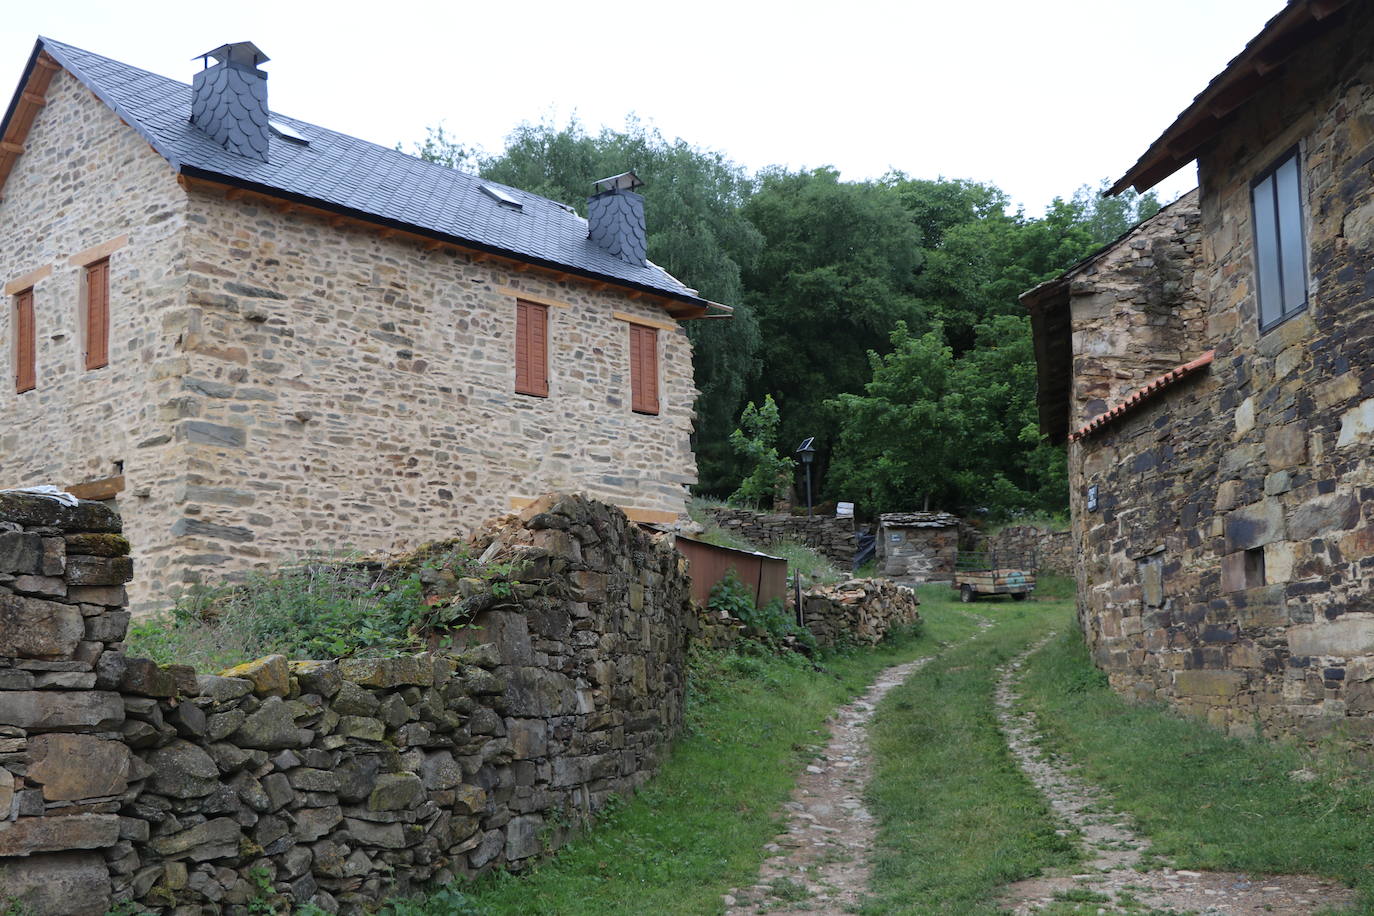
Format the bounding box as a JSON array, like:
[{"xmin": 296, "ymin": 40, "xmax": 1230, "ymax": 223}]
[{"xmin": 1251, "ymin": 148, "xmax": 1307, "ymax": 330}]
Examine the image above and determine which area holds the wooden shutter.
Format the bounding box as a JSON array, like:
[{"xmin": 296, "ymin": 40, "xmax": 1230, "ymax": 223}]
[
  {"xmin": 629, "ymin": 323, "xmax": 659, "ymax": 415},
  {"xmin": 84, "ymin": 258, "xmax": 109, "ymax": 370},
  {"xmin": 515, "ymin": 301, "xmax": 549, "ymax": 397},
  {"xmin": 14, "ymin": 289, "xmax": 35, "ymax": 393}
]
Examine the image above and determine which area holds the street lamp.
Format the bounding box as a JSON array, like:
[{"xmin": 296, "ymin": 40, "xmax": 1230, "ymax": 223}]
[{"xmin": 795, "ymin": 438, "xmax": 816, "ymax": 517}]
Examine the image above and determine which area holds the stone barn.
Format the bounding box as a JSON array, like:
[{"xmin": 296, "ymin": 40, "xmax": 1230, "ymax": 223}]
[
  {"xmin": 876, "ymin": 512, "xmax": 960, "ymax": 583},
  {"xmin": 0, "ymin": 38, "xmax": 727, "ymax": 611},
  {"xmin": 1024, "ymin": 0, "xmax": 1374, "ymax": 744}
]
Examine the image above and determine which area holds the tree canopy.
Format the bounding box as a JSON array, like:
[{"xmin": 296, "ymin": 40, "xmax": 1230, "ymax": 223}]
[{"xmin": 404, "ymin": 117, "xmax": 1171, "ymax": 520}]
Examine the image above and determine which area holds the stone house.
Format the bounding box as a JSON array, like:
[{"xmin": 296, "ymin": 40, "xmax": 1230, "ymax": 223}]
[
  {"xmin": 875, "ymin": 512, "xmax": 960, "ymax": 583},
  {"xmin": 0, "ymin": 39, "xmax": 726, "ymax": 611},
  {"xmin": 1023, "ymin": 0, "xmax": 1374, "ymax": 743}
]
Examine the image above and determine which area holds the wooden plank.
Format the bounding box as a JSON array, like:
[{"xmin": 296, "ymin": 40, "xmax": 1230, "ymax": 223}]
[
  {"xmin": 66, "ymin": 476, "xmax": 125, "ymax": 502},
  {"xmin": 4, "ymin": 264, "xmax": 52, "ymax": 296},
  {"xmin": 68, "ymin": 235, "xmax": 129, "ymax": 267},
  {"xmin": 612, "ymin": 311, "xmax": 678, "ymax": 331},
  {"xmin": 495, "ymin": 288, "xmax": 572, "ymax": 309}
]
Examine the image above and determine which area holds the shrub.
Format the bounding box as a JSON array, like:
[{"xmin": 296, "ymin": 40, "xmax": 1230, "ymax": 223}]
[{"xmin": 707, "ymin": 570, "xmax": 816, "ymax": 653}]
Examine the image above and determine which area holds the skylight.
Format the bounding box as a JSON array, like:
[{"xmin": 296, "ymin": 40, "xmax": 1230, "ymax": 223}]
[
  {"xmin": 481, "ymin": 184, "xmax": 523, "ymax": 211},
  {"xmin": 269, "ymin": 120, "xmax": 309, "ymax": 145}
]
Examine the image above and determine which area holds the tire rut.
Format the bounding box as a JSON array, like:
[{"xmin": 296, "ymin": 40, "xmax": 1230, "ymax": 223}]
[{"xmin": 994, "ymin": 634, "xmax": 1358, "ymax": 915}]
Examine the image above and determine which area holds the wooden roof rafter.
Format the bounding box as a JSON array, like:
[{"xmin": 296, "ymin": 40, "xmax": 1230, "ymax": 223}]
[{"xmin": 0, "ymin": 50, "xmax": 60, "ymax": 202}]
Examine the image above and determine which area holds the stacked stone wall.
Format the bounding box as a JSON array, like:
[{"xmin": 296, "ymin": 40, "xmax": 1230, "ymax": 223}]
[
  {"xmin": 984, "ymin": 526, "xmax": 1073, "ymax": 576},
  {"xmin": 1068, "ymin": 6, "xmax": 1374, "ymax": 745},
  {"xmin": 0, "ymin": 492, "xmax": 695, "ymax": 914},
  {"xmin": 702, "ymin": 506, "xmax": 855, "ymax": 567},
  {"xmin": 798, "ymin": 579, "xmax": 921, "ymax": 648},
  {"xmin": 875, "ymin": 526, "xmax": 959, "ymax": 582}
]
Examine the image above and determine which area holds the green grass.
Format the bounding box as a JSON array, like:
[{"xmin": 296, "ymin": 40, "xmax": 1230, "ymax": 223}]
[
  {"xmin": 858, "ymin": 585, "xmax": 1080, "ymax": 914},
  {"xmin": 396, "ymin": 617, "xmax": 955, "ymax": 915},
  {"xmin": 1019, "ymin": 624, "xmax": 1374, "ymax": 910}
]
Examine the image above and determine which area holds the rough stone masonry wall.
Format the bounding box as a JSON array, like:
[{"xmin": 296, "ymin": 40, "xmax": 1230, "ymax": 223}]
[
  {"xmin": 798, "ymin": 578, "xmax": 921, "ymax": 648},
  {"xmin": 984, "ymin": 526, "xmax": 1073, "ymax": 576},
  {"xmin": 153, "ymin": 187, "xmax": 698, "ymax": 611},
  {"xmin": 876, "ymin": 526, "xmax": 959, "ymax": 582},
  {"xmin": 1071, "ymin": 6, "xmax": 1374, "ymax": 745},
  {"xmin": 702, "ymin": 506, "xmax": 855, "ymax": 567},
  {"xmin": 0, "ymin": 492, "xmax": 695, "ymax": 915},
  {"xmin": 0, "ymin": 69, "xmax": 192, "ymax": 614},
  {"xmin": 1, "ymin": 60, "xmax": 699, "ymax": 616}
]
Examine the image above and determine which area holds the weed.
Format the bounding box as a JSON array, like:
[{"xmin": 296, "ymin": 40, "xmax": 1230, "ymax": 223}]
[{"xmin": 709, "ymin": 570, "xmax": 816, "ymax": 653}]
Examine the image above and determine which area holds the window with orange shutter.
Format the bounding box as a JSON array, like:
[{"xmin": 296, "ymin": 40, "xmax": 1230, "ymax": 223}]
[
  {"xmin": 84, "ymin": 258, "xmax": 110, "ymax": 370},
  {"xmin": 14, "ymin": 289, "xmax": 35, "ymax": 394},
  {"xmin": 629, "ymin": 323, "xmax": 659, "ymax": 415},
  {"xmin": 514, "ymin": 300, "xmax": 549, "ymax": 397}
]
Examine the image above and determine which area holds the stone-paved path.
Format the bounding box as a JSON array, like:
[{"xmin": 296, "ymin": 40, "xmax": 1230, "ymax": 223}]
[
  {"xmin": 722, "ymin": 612, "xmax": 994, "ymax": 915},
  {"xmin": 995, "ymin": 635, "xmax": 1359, "ymax": 915}
]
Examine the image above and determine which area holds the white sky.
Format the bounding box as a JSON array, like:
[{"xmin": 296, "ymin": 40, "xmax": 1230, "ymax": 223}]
[{"xmin": 1, "ymin": 0, "xmax": 1282, "ymax": 214}]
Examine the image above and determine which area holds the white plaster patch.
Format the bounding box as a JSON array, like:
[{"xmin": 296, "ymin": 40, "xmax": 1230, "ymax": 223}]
[{"xmin": 1336, "ymin": 397, "xmax": 1374, "ymax": 448}]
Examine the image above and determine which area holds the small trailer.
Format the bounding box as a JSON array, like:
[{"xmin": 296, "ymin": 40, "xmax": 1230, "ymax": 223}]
[{"xmin": 953, "ymin": 550, "xmax": 1036, "ymax": 602}]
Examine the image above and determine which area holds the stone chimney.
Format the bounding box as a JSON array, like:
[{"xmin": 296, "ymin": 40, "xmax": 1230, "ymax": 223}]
[
  {"xmin": 587, "ymin": 171, "xmax": 647, "ymax": 266},
  {"xmin": 190, "ymin": 42, "xmax": 271, "ymax": 162}
]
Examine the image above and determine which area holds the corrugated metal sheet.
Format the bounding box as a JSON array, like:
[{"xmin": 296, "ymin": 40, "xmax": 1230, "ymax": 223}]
[{"xmin": 675, "ymin": 536, "xmax": 787, "ymax": 609}]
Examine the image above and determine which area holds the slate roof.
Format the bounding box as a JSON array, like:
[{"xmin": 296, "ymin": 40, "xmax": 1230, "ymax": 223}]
[
  {"xmin": 6, "ymin": 38, "xmax": 708, "ymax": 308},
  {"xmin": 878, "ymin": 512, "xmax": 960, "ymax": 529}
]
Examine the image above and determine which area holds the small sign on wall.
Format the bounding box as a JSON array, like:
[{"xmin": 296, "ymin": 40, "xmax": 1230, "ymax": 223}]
[
  {"xmin": 1086, "ymin": 485, "xmax": 1099, "ymax": 512},
  {"xmin": 836, "ymin": 502, "xmax": 854, "ymax": 517}
]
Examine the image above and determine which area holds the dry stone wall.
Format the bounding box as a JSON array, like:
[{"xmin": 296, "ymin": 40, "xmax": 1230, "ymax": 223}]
[
  {"xmin": 0, "ymin": 492, "xmax": 695, "ymax": 915},
  {"xmin": 798, "ymin": 579, "xmax": 921, "ymax": 648},
  {"xmin": 702, "ymin": 506, "xmax": 855, "ymax": 567},
  {"xmin": 984, "ymin": 526, "xmax": 1073, "ymax": 576}
]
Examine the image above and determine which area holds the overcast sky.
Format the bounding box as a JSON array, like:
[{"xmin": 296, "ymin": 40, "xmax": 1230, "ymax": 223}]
[{"xmin": 1, "ymin": 1, "xmax": 1281, "ymax": 214}]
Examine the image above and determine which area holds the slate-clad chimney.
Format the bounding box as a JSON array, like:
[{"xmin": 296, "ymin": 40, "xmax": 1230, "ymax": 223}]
[
  {"xmin": 191, "ymin": 42, "xmax": 271, "ymax": 162},
  {"xmin": 587, "ymin": 171, "xmax": 648, "ymax": 266}
]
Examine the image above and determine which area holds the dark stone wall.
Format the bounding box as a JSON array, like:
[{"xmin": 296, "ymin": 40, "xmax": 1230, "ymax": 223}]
[{"xmin": 1069, "ymin": 6, "xmax": 1374, "ymax": 744}]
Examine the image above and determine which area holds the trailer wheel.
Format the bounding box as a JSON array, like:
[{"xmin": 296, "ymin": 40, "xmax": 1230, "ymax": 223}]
[
  {"xmin": 1010, "ymin": 592, "xmax": 1028, "ymax": 602},
  {"xmin": 959, "ymin": 584, "xmax": 976, "ymax": 603}
]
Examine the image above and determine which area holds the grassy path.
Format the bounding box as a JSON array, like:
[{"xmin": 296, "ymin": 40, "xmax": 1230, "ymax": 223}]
[
  {"xmin": 435, "ymin": 609, "xmax": 971, "ymax": 915},
  {"xmin": 1018, "ymin": 625, "xmax": 1374, "ymax": 913},
  {"xmin": 859, "ymin": 590, "xmax": 1077, "ymax": 914}
]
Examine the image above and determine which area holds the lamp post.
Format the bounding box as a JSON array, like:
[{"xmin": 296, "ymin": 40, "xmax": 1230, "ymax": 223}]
[{"xmin": 795, "ymin": 438, "xmax": 816, "ymax": 517}]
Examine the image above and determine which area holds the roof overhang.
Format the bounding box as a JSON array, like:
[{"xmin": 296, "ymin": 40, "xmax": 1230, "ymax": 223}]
[
  {"xmin": 2, "ymin": 38, "xmax": 727, "ymax": 324},
  {"xmin": 1108, "ymin": 0, "xmax": 1350, "ymax": 196}
]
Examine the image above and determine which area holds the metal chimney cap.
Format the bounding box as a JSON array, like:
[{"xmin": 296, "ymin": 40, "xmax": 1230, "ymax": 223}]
[
  {"xmin": 196, "ymin": 42, "xmax": 270, "ymax": 73},
  {"xmin": 592, "ymin": 171, "xmax": 644, "ymax": 195}
]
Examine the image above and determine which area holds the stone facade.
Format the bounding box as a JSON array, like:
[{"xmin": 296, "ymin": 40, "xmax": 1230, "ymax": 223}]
[
  {"xmin": 701, "ymin": 506, "xmax": 856, "ymax": 567},
  {"xmin": 0, "ymin": 491, "xmax": 695, "ymax": 914},
  {"xmin": 1034, "ymin": 7, "xmax": 1374, "ymax": 744},
  {"xmin": 875, "ymin": 513, "xmax": 960, "ymax": 583},
  {"xmin": 982, "ymin": 526, "xmax": 1073, "ymax": 576},
  {"xmin": 0, "ymin": 65, "xmax": 699, "ymax": 614}
]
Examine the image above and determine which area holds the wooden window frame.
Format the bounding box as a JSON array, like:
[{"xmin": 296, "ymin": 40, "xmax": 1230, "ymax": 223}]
[
  {"xmin": 628, "ymin": 322, "xmax": 660, "ymax": 416},
  {"xmin": 1250, "ymin": 146, "xmax": 1308, "ymax": 333},
  {"xmin": 514, "ymin": 299, "xmax": 550, "ymax": 398},
  {"xmin": 82, "ymin": 258, "xmax": 110, "ymax": 371},
  {"xmin": 13, "ymin": 288, "xmax": 35, "ymax": 394}
]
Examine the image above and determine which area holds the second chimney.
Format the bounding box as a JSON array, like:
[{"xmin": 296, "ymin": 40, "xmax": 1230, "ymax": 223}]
[
  {"xmin": 587, "ymin": 171, "xmax": 647, "ymax": 266},
  {"xmin": 191, "ymin": 42, "xmax": 271, "ymax": 162}
]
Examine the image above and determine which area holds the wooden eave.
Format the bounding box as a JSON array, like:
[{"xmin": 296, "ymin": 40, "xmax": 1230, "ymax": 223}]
[
  {"xmin": 1108, "ymin": 0, "xmax": 1350, "ymax": 196},
  {"xmin": 0, "ymin": 49, "xmax": 59, "ymax": 203}
]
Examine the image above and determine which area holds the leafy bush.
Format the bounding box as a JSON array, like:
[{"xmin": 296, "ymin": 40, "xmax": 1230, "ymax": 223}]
[
  {"xmin": 707, "ymin": 570, "xmax": 816, "ymax": 652},
  {"xmin": 126, "ymin": 545, "xmax": 522, "ymax": 669},
  {"xmin": 728, "ymin": 395, "xmax": 795, "ymax": 508}
]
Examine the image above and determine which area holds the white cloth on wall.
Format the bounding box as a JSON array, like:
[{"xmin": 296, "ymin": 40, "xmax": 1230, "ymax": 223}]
[{"xmin": 1, "ymin": 485, "xmax": 80, "ymax": 507}]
